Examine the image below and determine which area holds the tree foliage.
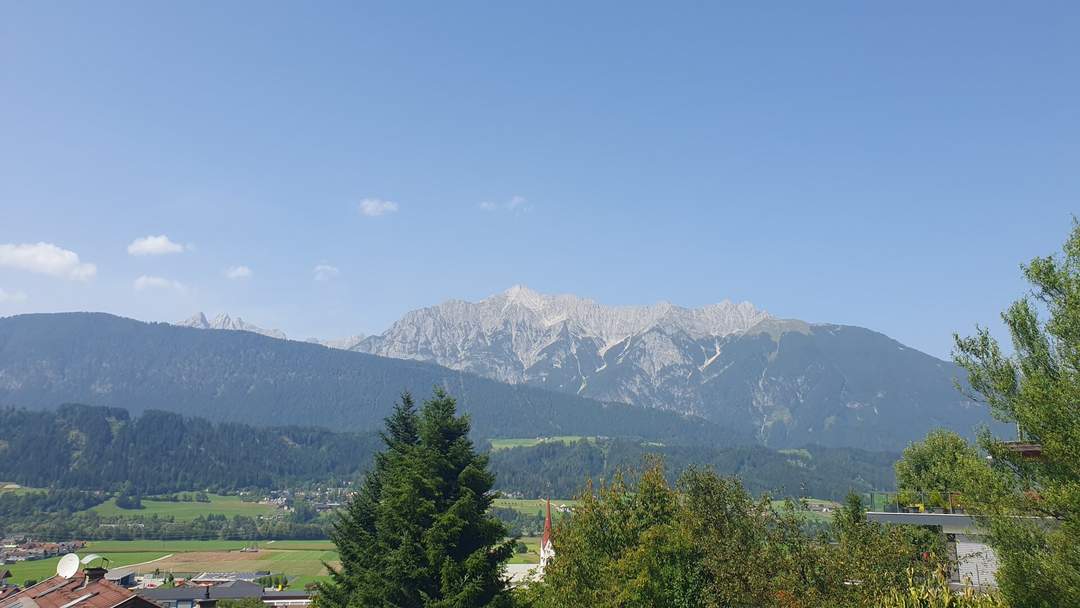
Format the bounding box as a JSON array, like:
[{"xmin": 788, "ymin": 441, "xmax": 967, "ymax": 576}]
[
  {"xmin": 894, "ymin": 430, "xmax": 1009, "ymax": 509},
  {"xmin": 953, "ymin": 221, "xmax": 1080, "ymax": 605},
  {"xmin": 0, "ymin": 404, "xmax": 381, "ymax": 493},
  {"xmin": 520, "ymin": 461, "xmax": 943, "ymax": 608},
  {"xmin": 320, "ymin": 390, "xmax": 514, "ymax": 608}
]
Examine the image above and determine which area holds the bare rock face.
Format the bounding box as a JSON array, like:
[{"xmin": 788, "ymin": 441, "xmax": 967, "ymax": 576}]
[{"xmin": 354, "ymin": 286, "xmax": 994, "ymax": 448}]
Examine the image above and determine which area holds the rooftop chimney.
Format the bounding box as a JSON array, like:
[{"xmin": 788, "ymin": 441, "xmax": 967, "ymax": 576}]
[{"xmin": 196, "ymin": 583, "xmax": 217, "ymax": 608}]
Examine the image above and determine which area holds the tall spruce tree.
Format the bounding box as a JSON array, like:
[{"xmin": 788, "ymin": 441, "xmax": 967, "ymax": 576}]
[{"xmin": 320, "ymin": 390, "xmax": 514, "ymax": 608}]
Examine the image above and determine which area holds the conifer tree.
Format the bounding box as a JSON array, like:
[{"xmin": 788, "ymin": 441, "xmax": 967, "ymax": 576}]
[{"xmin": 320, "ymin": 390, "xmax": 514, "ymax": 608}]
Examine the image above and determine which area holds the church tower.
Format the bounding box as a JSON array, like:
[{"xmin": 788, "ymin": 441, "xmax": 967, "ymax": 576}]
[{"xmin": 540, "ymin": 498, "xmax": 555, "ymax": 568}]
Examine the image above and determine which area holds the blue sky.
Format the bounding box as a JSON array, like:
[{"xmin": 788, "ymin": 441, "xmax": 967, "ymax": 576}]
[{"xmin": 2, "ymin": 2, "xmax": 1078, "ymax": 358}]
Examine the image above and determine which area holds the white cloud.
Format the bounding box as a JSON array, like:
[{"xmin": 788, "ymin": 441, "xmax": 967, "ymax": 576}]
[
  {"xmin": 479, "ymin": 195, "xmax": 530, "ymax": 213},
  {"xmin": 224, "ymin": 265, "xmax": 253, "ymax": 280},
  {"xmin": 133, "ymin": 275, "xmax": 187, "ymax": 293},
  {"xmin": 359, "ymin": 198, "xmax": 399, "ymax": 217},
  {"xmin": 0, "ymin": 288, "xmax": 28, "ymax": 303},
  {"xmin": 313, "ymin": 264, "xmax": 340, "ymax": 281},
  {"xmin": 0, "ymin": 242, "xmax": 97, "ymax": 280},
  {"xmin": 127, "ymin": 235, "xmax": 185, "ymax": 256}
]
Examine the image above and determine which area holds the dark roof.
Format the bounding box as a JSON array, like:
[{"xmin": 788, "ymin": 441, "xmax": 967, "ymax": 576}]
[
  {"xmin": 260, "ymin": 592, "xmax": 310, "ymax": 600},
  {"xmin": 0, "ymin": 572, "xmax": 159, "ymax": 608},
  {"xmin": 139, "ymin": 581, "xmax": 264, "ymax": 602}
]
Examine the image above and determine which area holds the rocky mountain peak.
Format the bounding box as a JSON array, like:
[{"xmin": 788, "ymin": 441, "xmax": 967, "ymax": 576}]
[{"xmin": 175, "ymin": 312, "xmax": 287, "ymax": 340}]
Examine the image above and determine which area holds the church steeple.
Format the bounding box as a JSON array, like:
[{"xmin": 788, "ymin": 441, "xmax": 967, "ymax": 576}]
[{"xmin": 540, "ymin": 498, "xmax": 555, "ymax": 568}]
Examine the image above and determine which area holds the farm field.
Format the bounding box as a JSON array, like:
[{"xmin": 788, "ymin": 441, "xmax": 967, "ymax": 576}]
[
  {"xmin": 83, "ymin": 540, "xmax": 333, "ymax": 553},
  {"xmin": 129, "ymin": 548, "xmax": 339, "ymax": 584},
  {"xmin": 3, "ymin": 551, "xmax": 169, "ymax": 586},
  {"xmin": 488, "ymin": 436, "xmax": 596, "ymax": 451},
  {"xmin": 493, "ymin": 498, "xmax": 577, "ymax": 516},
  {"xmin": 89, "ymin": 494, "xmax": 278, "ymax": 521},
  {"xmin": 2, "ymin": 536, "xmax": 535, "ymax": 589}
]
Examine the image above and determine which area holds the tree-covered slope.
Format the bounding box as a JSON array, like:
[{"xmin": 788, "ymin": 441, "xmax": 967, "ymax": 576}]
[
  {"xmin": 0, "ymin": 313, "xmax": 742, "ymax": 444},
  {"xmin": 0, "ymin": 403, "xmax": 381, "ymax": 493},
  {"xmin": 488, "ymin": 439, "xmax": 898, "ymax": 501}
]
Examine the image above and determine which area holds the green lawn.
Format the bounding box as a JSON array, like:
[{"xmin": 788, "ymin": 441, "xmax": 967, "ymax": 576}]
[
  {"xmin": 3, "ymin": 551, "xmax": 169, "ymax": 586},
  {"xmin": 89, "ymin": 494, "xmax": 278, "ymax": 521},
  {"xmin": 488, "ymin": 436, "xmax": 596, "ymax": 451}
]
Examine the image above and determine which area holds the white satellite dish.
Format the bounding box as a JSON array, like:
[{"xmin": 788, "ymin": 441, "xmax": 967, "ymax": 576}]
[
  {"xmin": 80, "ymin": 554, "xmax": 102, "ymax": 565},
  {"xmin": 57, "ymin": 553, "xmax": 80, "ymax": 579}
]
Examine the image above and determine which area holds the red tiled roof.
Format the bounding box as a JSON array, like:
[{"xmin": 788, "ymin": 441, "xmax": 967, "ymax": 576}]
[{"xmin": 0, "ymin": 572, "xmax": 159, "ymax": 608}]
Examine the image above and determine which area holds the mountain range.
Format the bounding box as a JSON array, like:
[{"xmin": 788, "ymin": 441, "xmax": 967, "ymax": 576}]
[
  {"xmin": 0, "ymin": 312, "xmax": 740, "ymax": 444},
  {"xmin": 178, "ymin": 312, "xmax": 365, "ymax": 350},
  {"xmin": 0, "ymin": 286, "xmax": 999, "ymax": 450},
  {"xmin": 351, "ymin": 286, "xmax": 997, "ymax": 448}
]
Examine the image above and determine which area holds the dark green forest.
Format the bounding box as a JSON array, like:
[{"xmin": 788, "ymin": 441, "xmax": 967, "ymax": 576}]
[
  {"xmin": 488, "ymin": 440, "xmax": 897, "ymax": 501},
  {"xmin": 0, "ymin": 404, "xmax": 382, "ymax": 493}
]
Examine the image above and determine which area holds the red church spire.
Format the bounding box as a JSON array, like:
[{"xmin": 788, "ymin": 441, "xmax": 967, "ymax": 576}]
[
  {"xmin": 542, "ymin": 498, "xmax": 553, "ymax": 547},
  {"xmin": 540, "ymin": 498, "xmax": 555, "ymax": 567}
]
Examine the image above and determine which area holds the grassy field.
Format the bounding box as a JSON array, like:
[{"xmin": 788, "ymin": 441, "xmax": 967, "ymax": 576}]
[
  {"xmin": 2, "ymin": 551, "xmax": 170, "ymax": 586},
  {"xmin": 1, "ymin": 541, "xmax": 337, "ymax": 590},
  {"xmin": 0, "ymin": 482, "xmax": 41, "ymax": 496},
  {"xmin": 488, "ymin": 436, "xmax": 596, "ymax": 451},
  {"xmin": 131, "ymin": 548, "xmax": 339, "ymax": 582},
  {"xmin": 89, "ymin": 494, "xmax": 278, "ymax": 521},
  {"xmin": 509, "ymin": 536, "xmax": 542, "ymax": 565},
  {"xmin": 493, "ymin": 498, "xmax": 577, "ymax": 516},
  {"xmin": 770, "ymin": 498, "xmax": 841, "ymax": 524}
]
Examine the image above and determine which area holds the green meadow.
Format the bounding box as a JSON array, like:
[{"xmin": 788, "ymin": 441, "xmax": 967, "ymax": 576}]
[
  {"xmin": 488, "ymin": 436, "xmax": 597, "ymax": 451},
  {"xmin": 89, "ymin": 494, "xmax": 278, "ymax": 521}
]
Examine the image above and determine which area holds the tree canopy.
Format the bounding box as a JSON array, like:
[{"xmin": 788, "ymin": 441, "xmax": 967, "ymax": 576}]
[
  {"xmin": 519, "ymin": 461, "xmax": 944, "ymax": 608},
  {"xmin": 953, "ymin": 221, "xmax": 1080, "ymax": 604},
  {"xmin": 320, "ymin": 390, "xmax": 514, "ymax": 608}
]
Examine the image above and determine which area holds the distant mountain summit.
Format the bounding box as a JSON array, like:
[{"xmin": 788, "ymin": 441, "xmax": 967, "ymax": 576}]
[
  {"xmin": 177, "ymin": 312, "xmax": 364, "ymax": 349},
  {"xmin": 178, "ymin": 312, "xmax": 288, "ymax": 340},
  {"xmin": 354, "ymin": 286, "xmax": 997, "ymax": 448},
  {"xmin": 355, "ymin": 285, "xmax": 770, "ymax": 383}
]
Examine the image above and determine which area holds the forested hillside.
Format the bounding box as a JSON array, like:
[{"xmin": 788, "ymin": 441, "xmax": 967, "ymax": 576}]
[
  {"xmin": 0, "ymin": 313, "xmax": 745, "ymax": 444},
  {"xmin": 489, "ymin": 439, "xmax": 898, "ymax": 501},
  {"xmin": 0, "ymin": 404, "xmax": 381, "ymax": 493},
  {"xmin": 0, "ymin": 404, "xmax": 896, "ymax": 502}
]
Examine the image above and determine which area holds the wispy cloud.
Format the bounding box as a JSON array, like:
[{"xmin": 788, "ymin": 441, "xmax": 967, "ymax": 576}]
[
  {"xmin": 0, "ymin": 288, "xmax": 28, "ymax": 303},
  {"xmin": 479, "ymin": 195, "xmax": 531, "ymax": 213},
  {"xmin": 134, "ymin": 275, "xmax": 187, "ymax": 293},
  {"xmin": 224, "ymin": 265, "xmax": 253, "ymax": 280},
  {"xmin": 359, "ymin": 198, "xmax": 399, "ymax": 217},
  {"xmin": 0, "ymin": 242, "xmax": 97, "ymax": 280},
  {"xmin": 127, "ymin": 235, "xmax": 186, "ymax": 256},
  {"xmin": 313, "ymin": 264, "xmax": 340, "ymax": 281}
]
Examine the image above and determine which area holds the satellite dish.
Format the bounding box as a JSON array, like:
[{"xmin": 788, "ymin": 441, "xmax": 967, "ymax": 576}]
[
  {"xmin": 80, "ymin": 554, "xmax": 102, "ymax": 565},
  {"xmin": 57, "ymin": 554, "xmax": 80, "ymax": 579}
]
